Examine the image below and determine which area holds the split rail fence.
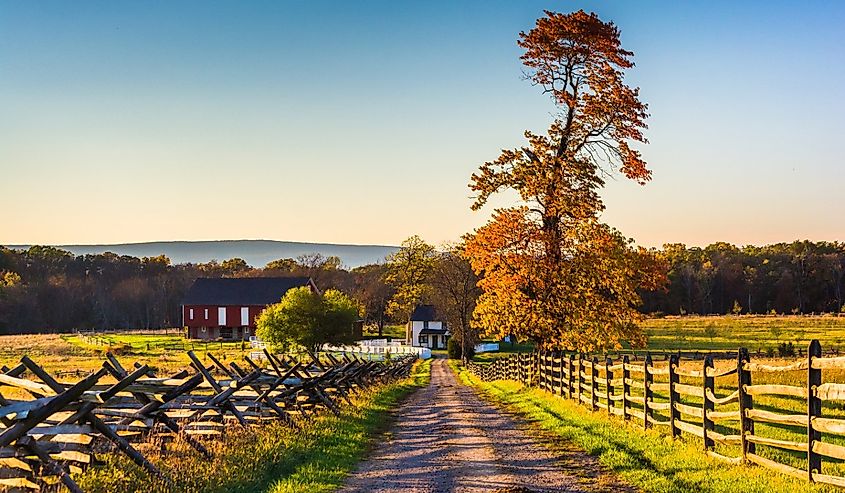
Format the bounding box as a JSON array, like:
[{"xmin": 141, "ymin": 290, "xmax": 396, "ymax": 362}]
[
  {"xmin": 0, "ymin": 349, "xmax": 416, "ymax": 492},
  {"xmin": 467, "ymin": 340, "xmax": 845, "ymax": 489}
]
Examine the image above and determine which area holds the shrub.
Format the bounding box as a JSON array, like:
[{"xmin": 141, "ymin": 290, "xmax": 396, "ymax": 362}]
[
  {"xmin": 777, "ymin": 341, "xmax": 796, "ymax": 357},
  {"xmin": 447, "ymin": 338, "xmax": 475, "ymax": 360}
]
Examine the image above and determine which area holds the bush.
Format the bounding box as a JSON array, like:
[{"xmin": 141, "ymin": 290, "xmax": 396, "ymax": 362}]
[
  {"xmin": 447, "ymin": 338, "xmax": 475, "ymax": 360},
  {"xmin": 777, "ymin": 341, "xmax": 796, "ymax": 357}
]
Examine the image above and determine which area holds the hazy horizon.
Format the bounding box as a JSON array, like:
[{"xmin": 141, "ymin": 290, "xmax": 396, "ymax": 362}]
[{"xmin": 2, "ymin": 1, "xmax": 843, "ymax": 248}]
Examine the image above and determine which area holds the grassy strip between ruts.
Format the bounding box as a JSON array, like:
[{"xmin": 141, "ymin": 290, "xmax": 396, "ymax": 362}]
[
  {"xmin": 75, "ymin": 358, "xmax": 432, "ymax": 493},
  {"xmin": 453, "ymin": 364, "xmax": 838, "ymax": 493}
]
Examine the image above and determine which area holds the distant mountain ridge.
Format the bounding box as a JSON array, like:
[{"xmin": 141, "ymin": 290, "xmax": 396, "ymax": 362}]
[{"xmin": 5, "ymin": 240, "xmax": 399, "ymax": 269}]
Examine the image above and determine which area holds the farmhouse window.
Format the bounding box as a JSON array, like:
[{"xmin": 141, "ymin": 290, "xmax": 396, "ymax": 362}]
[
  {"xmin": 189, "ymin": 309, "xmax": 194, "ymax": 320},
  {"xmin": 419, "ymin": 334, "xmax": 428, "ymax": 344},
  {"xmin": 424, "ymin": 321, "xmax": 429, "ymax": 329}
]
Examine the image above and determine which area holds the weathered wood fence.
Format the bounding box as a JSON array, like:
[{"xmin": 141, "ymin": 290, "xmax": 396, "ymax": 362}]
[
  {"xmin": 467, "ymin": 340, "xmax": 845, "ymax": 489},
  {"xmin": 0, "ymin": 349, "xmax": 416, "ymax": 492}
]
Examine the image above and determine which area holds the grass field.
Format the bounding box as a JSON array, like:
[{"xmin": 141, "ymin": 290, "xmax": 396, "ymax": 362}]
[
  {"xmin": 361, "ymin": 324, "xmax": 405, "ymax": 339},
  {"xmin": 74, "ymin": 358, "xmax": 431, "ymax": 493},
  {"xmin": 641, "ymin": 315, "xmax": 845, "ymax": 352},
  {"xmin": 455, "ymin": 364, "xmax": 838, "ymax": 493},
  {"xmin": 472, "ymin": 315, "xmax": 845, "ymax": 361}
]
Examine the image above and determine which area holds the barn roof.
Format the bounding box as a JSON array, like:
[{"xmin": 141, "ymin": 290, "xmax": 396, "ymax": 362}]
[
  {"xmin": 409, "ymin": 304, "xmax": 438, "ymax": 321},
  {"xmin": 182, "ymin": 277, "xmax": 315, "ymax": 306}
]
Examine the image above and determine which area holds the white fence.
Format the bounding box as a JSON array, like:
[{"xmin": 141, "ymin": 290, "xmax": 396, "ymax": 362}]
[
  {"xmin": 474, "ymin": 342, "xmax": 500, "ymax": 353},
  {"xmin": 357, "ymin": 339, "xmax": 405, "ymax": 347},
  {"xmin": 323, "ymin": 343, "xmax": 431, "ymax": 360}
]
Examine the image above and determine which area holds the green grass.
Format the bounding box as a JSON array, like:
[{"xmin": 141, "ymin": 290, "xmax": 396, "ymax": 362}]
[
  {"xmin": 362, "ymin": 324, "xmax": 406, "ymax": 339},
  {"xmin": 454, "ymin": 364, "xmax": 836, "ymax": 493},
  {"xmin": 76, "ymin": 359, "xmax": 432, "ymax": 493},
  {"xmin": 63, "ymin": 333, "xmax": 246, "ymax": 355}
]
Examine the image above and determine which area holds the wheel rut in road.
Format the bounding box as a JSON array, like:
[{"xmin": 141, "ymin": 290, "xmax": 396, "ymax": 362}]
[{"xmin": 338, "ymin": 358, "xmax": 634, "ymax": 493}]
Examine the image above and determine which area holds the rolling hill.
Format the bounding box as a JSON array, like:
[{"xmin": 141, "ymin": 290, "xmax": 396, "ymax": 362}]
[{"xmin": 5, "ymin": 240, "xmax": 398, "ymax": 269}]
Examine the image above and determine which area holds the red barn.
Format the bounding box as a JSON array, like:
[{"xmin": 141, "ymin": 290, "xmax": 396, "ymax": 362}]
[{"xmin": 181, "ymin": 277, "xmax": 318, "ymax": 340}]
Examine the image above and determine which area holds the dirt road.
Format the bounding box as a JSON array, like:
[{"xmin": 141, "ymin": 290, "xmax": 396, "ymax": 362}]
[{"xmin": 338, "ymin": 358, "xmax": 632, "ymax": 493}]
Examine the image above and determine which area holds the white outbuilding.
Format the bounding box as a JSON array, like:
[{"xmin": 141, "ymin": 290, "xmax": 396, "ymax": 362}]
[{"xmin": 406, "ymin": 304, "xmax": 449, "ymax": 349}]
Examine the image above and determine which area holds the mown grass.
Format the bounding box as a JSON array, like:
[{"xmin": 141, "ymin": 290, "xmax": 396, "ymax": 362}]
[
  {"xmin": 75, "ymin": 358, "xmax": 432, "ymax": 493},
  {"xmin": 361, "ymin": 324, "xmax": 405, "ymax": 339},
  {"xmin": 454, "ymin": 365, "xmax": 837, "ymax": 493},
  {"xmin": 642, "ymin": 315, "xmax": 845, "ymax": 351}
]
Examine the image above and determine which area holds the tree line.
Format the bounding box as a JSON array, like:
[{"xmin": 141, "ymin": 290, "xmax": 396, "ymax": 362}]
[
  {"xmin": 0, "ymin": 245, "xmax": 390, "ymax": 333},
  {"xmin": 643, "ymin": 241, "xmax": 845, "ymax": 316},
  {"xmin": 3, "ymin": 239, "xmax": 842, "ymax": 337},
  {"xmin": 0, "ymin": 242, "xmax": 475, "ymax": 337}
]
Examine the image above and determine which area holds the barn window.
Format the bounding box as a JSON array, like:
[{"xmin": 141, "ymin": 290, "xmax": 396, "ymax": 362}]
[
  {"xmin": 418, "ymin": 334, "xmax": 428, "ymax": 344},
  {"xmin": 189, "ymin": 309, "xmax": 194, "ymax": 320},
  {"xmin": 204, "ymin": 309, "xmax": 209, "ymax": 319}
]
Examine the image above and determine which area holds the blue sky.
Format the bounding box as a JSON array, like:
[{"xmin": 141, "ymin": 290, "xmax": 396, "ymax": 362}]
[{"xmin": 1, "ymin": 1, "xmax": 843, "ymax": 248}]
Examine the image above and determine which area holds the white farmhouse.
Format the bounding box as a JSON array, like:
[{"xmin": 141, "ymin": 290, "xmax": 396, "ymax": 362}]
[{"xmin": 406, "ymin": 304, "xmax": 449, "ymax": 349}]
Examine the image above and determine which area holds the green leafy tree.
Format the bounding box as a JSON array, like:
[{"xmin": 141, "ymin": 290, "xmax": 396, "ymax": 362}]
[
  {"xmin": 256, "ymin": 287, "xmax": 359, "ymax": 353},
  {"xmin": 384, "ymin": 236, "xmax": 435, "ymax": 321},
  {"xmin": 221, "ymin": 257, "xmax": 250, "ymax": 275},
  {"xmin": 265, "ymin": 258, "xmax": 298, "ymax": 273}
]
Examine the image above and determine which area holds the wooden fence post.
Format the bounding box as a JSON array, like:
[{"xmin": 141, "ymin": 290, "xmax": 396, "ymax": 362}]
[
  {"xmin": 522, "ymin": 353, "xmax": 527, "ymax": 385},
  {"xmin": 644, "ymin": 353, "xmax": 653, "ymax": 430},
  {"xmin": 558, "ymin": 351, "xmax": 565, "ymax": 396},
  {"xmin": 576, "ymin": 354, "xmax": 583, "ymax": 403},
  {"xmin": 540, "ymin": 351, "xmax": 547, "ymax": 390},
  {"xmin": 523, "ymin": 353, "xmax": 528, "ymax": 385},
  {"xmin": 606, "ymin": 357, "xmax": 614, "ymax": 416},
  {"xmin": 567, "ymin": 354, "xmax": 575, "ymax": 400},
  {"xmin": 737, "ymin": 347, "xmax": 755, "ymax": 462},
  {"xmin": 668, "ymin": 354, "xmax": 680, "ymax": 438},
  {"xmin": 808, "ymin": 339, "xmax": 822, "ymax": 481},
  {"xmin": 590, "ymin": 356, "xmax": 598, "ymax": 412},
  {"xmin": 538, "ymin": 351, "xmax": 544, "ymax": 390},
  {"xmin": 622, "ymin": 355, "xmax": 630, "ymax": 421},
  {"xmin": 703, "ymin": 355, "xmax": 715, "ymax": 451}
]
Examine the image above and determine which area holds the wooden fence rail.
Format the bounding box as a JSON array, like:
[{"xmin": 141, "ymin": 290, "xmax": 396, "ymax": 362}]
[
  {"xmin": 0, "ymin": 350, "xmax": 416, "ymax": 492},
  {"xmin": 467, "ymin": 340, "xmax": 845, "ymax": 489}
]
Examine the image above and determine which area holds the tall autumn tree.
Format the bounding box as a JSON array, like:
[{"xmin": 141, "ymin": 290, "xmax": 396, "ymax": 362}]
[
  {"xmin": 465, "ymin": 10, "xmax": 665, "ymax": 351},
  {"xmin": 428, "ymin": 244, "xmax": 482, "ymax": 363}
]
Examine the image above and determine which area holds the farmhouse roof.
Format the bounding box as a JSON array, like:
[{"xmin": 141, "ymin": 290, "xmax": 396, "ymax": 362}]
[
  {"xmin": 182, "ymin": 277, "xmax": 315, "ymax": 306},
  {"xmin": 410, "ymin": 304, "xmax": 437, "ymax": 322}
]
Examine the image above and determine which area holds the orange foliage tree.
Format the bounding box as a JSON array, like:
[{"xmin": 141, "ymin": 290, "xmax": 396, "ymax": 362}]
[{"xmin": 464, "ymin": 10, "xmax": 666, "ymax": 351}]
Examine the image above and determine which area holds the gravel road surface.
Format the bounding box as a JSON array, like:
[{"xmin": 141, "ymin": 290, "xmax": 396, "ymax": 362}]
[{"xmin": 338, "ymin": 358, "xmax": 634, "ymax": 493}]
